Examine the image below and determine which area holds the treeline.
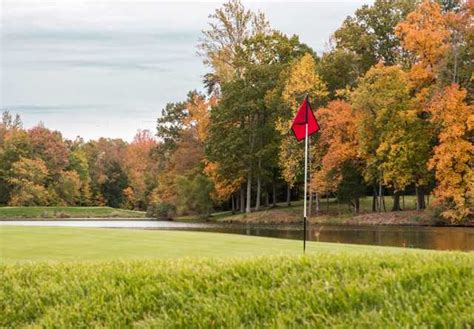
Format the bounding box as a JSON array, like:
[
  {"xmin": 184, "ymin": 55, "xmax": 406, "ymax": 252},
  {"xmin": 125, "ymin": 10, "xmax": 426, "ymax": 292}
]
[
  {"xmin": 157, "ymin": 0, "xmax": 472, "ymax": 222},
  {"xmin": 1, "ymin": 0, "xmax": 473, "ymax": 222},
  {"xmin": 0, "ymin": 117, "xmax": 159, "ymax": 211}
]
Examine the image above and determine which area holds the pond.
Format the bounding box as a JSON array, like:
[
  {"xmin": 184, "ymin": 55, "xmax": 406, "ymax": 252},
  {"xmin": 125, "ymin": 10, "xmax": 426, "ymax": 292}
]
[{"xmin": 2, "ymin": 220, "xmax": 473, "ymax": 251}]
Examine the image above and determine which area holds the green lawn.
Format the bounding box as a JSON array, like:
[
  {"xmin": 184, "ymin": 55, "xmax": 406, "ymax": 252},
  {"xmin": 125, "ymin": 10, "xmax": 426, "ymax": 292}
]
[
  {"xmin": 1, "ymin": 226, "xmax": 472, "ymax": 327},
  {"xmin": 0, "ymin": 206, "xmax": 146, "ymax": 219},
  {"xmin": 0, "ymin": 226, "xmax": 406, "ymax": 263}
]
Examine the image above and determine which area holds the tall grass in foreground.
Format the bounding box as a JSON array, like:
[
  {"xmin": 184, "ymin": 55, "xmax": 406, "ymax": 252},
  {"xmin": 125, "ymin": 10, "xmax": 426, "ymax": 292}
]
[{"xmin": 1, "ymin": 253, "xmax": 473, "ymax": 327}]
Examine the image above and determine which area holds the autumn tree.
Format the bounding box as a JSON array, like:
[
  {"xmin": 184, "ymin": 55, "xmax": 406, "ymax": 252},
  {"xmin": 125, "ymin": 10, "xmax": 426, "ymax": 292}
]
[
  {"xmin": 8, "ymin": 157, "xmax": 52, "ymax": 206},
  {"xmin": 395, "ymin": 0, "xmax": 450, "ymax": 90},
  {"xmin": 198, "ymin": 0, "xmax": 270, "ymax": 92},
  {"xmin": 312, "ymin": 100, "xmax": 364, "ymax": 213},
  {"xmin": 0, "ymin": 125, "xmax": 31, "ymax": 204},
  {"xmin": 427, "ymin": 85, "xmax": 473, "ymax": 222},
  {"xmin": 277, "ymin": 53, "xmax": 327, "ymax": 205},
  {"xmin": 123, "ymin": 130, "xmax": 158, "ymax": 210},
  {"xmin": 351, "ymin": 64, "xmax": 430, "ymax": 211},
  {"xmin": 28, "ymin": 125, "xmax": 69, "ymax": 179},
  {"xmin": 153, "ymin": 92, "xmax": 216, "ymax": 216}
]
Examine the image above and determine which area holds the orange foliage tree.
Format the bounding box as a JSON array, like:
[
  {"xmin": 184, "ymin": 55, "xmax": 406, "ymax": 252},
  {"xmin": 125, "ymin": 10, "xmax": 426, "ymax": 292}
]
[
  {"xmin": 428, "ymin": 85, "xmax": 474, "ymax": 222},
  {"xmin": 123, "ymin": 130, "xmax": 158, "ymax": 209},
  {"xmin": 311, "ymin": 100, "xmax": 364, "ymax": 212}
]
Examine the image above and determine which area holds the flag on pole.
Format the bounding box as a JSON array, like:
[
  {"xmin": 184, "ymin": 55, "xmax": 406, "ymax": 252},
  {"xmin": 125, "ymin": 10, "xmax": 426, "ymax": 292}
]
[
  {"xmin": 291, "ymin": 96, "xmax": 319, "ymax": 141},
  {"xmin": 291, "ymin": 96, "xmax": 319, "ymax": 252}
]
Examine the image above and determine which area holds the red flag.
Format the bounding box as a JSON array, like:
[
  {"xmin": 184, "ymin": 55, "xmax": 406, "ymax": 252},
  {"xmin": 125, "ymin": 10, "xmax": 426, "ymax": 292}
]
[{"xmin": 291, "ymin": 97, "xmax": 319, "ymax": 141}]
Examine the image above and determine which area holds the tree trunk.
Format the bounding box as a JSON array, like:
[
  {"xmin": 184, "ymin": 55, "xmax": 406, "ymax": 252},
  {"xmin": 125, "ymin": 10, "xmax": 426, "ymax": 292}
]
[
  {"xmin": 354, "ymin": 197, "xmax": 360, "ymax": 214},
  {"xmin": 240, "ymin": 187, "xmax": 245, "ymax": 213},
  {"xmin": 378, "ymin": 182, "xmax": 383, "ymax": 213},
  {"xmin": 416, "ymin": 186, "xmax": 426, "ymax": 210},
  {"xmin": 392, "ymin": 191, "xmax": 401, "ymax": 211},
  {"xmin": 231, "ymin": 194, "xmax": 235, "ymax": 214},
  {"xmin": 382, "ymin": 190, "xmax": 386, "ymax": 212},
  {"xmin": 308, "ymin": 192, "xmax": 312, "ymax": 217},
  {"xmin": 265, "ymin": 190, "xmax": 270, "ymax": 207},
  {"xmin": 372, "ymin": 186, "xmax": 378, "ymax": 212},
  {"xmin": 272, "ymin": 180, "xmax": 277, "ymax": 207},
  {"xmin": 246, "ymin": 173, "xmax": 252, "ymax": 213},
  {"xmin": 315, "ymin": 192, "xmax": 320, "ymax": 213},
  {"xmin": 286, "ymin": 184, "xmax": 291, "ymax": 206},
  {"xmin": 255, "ymin": 174, "xmax": 261, "ymax": 211}
]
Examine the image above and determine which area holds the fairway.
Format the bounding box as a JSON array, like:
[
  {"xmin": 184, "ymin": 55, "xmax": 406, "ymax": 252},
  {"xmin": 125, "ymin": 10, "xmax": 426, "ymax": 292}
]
[
  {"xmin": 0, "ymin": 206, "xmax": 146, "ymax": 219},
  {"xmin": 0, "ymin": 226, "xmax": 410, "ymax": 263}
]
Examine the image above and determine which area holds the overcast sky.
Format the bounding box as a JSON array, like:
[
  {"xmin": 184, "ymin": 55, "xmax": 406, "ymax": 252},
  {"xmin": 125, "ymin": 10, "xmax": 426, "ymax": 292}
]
[{"xmin": 1, "ymin": 0, "xmax": 372, "ymax": 141}]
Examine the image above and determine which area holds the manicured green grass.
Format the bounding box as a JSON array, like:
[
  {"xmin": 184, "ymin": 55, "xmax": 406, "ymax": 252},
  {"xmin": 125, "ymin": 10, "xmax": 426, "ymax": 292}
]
[
  {"xmin": 0, "ymin": 206, "xmax": 146, "ymax": 219},
  {"xmin": 2, "ymin": 252, "xmax": 473, "ymax": 327},
  {"xmin": 1, "ymin": 227, "xmax": 472, "ymax": 326},
  {"xmin": 1, "ymin": 226, "xmax": 405, "ymax": 263}
]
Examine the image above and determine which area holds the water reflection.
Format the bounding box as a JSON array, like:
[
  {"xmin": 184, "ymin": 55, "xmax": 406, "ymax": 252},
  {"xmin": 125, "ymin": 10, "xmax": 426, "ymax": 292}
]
[
  {"xmin": 164, "ymin": 224, "xmax": 474, "ymax": 251},
  {"xmin": 2, "ymin": 221, "xmax": 472, "ymax": 251}
]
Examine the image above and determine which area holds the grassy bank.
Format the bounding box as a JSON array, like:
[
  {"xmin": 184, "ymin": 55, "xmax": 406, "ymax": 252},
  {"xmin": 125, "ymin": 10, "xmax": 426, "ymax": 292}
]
[
  {"xmin": 1, "ymin": 226, "xmax": 402, "ymax": 263},
  {"xmin": 205, "ymin": 196, "xmax": 438, "ymax": 225},
  {"xmin": 0, "ymin": 206, "xmax": 146, "ymax": 219},
  {"xmin": 2, "ymin": 252, "xmax": 473, "ymax": 327}
]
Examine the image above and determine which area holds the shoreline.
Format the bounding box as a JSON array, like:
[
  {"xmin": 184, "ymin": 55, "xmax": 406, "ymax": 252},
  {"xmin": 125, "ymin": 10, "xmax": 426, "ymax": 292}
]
[{"xmin": 1, "ymin": 217, "xmax": 473, "ymax": 228}]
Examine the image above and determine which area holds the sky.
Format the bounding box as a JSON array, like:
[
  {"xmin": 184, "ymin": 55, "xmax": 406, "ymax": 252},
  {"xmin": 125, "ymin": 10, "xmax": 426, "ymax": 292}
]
[{"xmin": 1, "ymin": 0, "xmax": 373, "ymax": 141}]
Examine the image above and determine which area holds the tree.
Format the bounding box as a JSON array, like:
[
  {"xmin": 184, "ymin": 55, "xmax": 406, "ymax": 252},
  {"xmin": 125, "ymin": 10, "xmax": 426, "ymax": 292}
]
[
  {"xmin": 55, "ymin": 170, "xmax": 82, "ymax": 206},
  {"xmin": 123, "ymin": 130, "xmax": 158, "ymax": 210},
  {"xmin": 311, "ymin": 100, "xmax": 364, "ymax": 213},
  {"xmin": 68, "ymin": 148, "xmax": 92, "ymax": 205},
  {"xmin": 83, "ymin": 138, "xmax": 128, "ymax": 206},
  {"xmin": 198, "ymin": 0, "xmax": 270, "ymax": 90},
  {"xmin": 395, "ymin": 0, "xmax": 451, "ymax": 89},
  {"xmin": 0, "ymin": 128, "xmax": 31, "ymax": 204},
  {"xmin": 153, "ymin": 92, "xmax": 215, "ymax": 214},
  {"xmin": 156, "ymin": 100, "xmax": 188, "ymax": 161},
  {"xmin": 175, "ymin": 174, "xmax": 214, "ymax": 217},
  {"xmin": 101, "ymin": 161, "xmax": 128, "ymax": 208},
  {"xmin": 206, "ymin": 32, "xmax": 310, "ymax": 213},
  {"xmin": 352, "ymin": 64, "xmax": 425, "ymax": 211},
  {"xmin": 427, "ymin": 84, "xmax": 473, "ymax": 222},
  {"xmin": 277, "ymin": 53, "xmax": 327, "ymax": 204},
  {"xmin": 334, "ymin": 0, "xmax": 418, "ymax": 73},
  {"xmin": 28, "ymin": 125, "xmax": 69, "ymax": 179},
  {"xmin": 8, "ymin": 157, "xmax": 52, "ymax": 206},
  {"xmin": 1, "ymin": 110, "xmax": 22, "ymax": 145},
  {"xmin": 317, "ymin": 49, "xmax": 361, "ymax": 99}
]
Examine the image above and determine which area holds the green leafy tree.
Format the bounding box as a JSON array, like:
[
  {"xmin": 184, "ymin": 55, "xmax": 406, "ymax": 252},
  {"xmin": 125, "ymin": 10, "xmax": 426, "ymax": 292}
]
[
  {"xmin": 175, "ymin": 174, "xmax": 214, "ymax": 217},
  {"xmin": 55, "ymin": 170, "xmax": 82, "ymax": 206},
  {"xmin": 334, "ymin": 0, "xmax": 417, "ymax": 73},
  {"xmin": 68, "ymin": 148, "xmax": 92, "ymax": 205}
]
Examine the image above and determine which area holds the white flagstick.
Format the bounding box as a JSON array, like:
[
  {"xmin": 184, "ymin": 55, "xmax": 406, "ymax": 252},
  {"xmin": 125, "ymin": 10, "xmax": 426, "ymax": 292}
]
[{"xmin": 303, "ymin": 122, "xmax": 308, "ymax": 252}]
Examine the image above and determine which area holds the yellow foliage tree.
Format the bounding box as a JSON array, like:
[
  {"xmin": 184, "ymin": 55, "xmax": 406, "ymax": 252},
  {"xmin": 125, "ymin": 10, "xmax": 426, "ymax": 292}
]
[{"xmin": 277, "ymin": 53, "xmax": 328, "ymax": 188}]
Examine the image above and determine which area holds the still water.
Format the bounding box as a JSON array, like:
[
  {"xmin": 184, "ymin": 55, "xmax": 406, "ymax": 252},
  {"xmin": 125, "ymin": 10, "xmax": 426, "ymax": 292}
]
[{"xmin": 2, "ymin": 220, "xmax": 473, "ymax": 251}]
